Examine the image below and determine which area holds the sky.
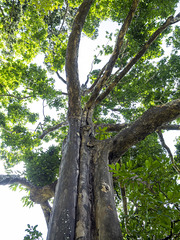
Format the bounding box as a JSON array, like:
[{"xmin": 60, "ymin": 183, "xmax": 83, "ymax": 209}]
[
  {"xmin": 0, "ymin": 182, "xmax": 47, "ymax": 239},
  {"xmin": 0, "ymin": 4, "xmax": 180, "ymax": 240}
]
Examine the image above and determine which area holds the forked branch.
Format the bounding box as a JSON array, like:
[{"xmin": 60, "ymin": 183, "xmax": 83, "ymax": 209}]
[
  {"xmin": 95, "ymin": 14, "xmax": 180, "ymax": 105},
  {"xmin": 86, "ymin": 0, "xmax": 140, "ymax": 109}
]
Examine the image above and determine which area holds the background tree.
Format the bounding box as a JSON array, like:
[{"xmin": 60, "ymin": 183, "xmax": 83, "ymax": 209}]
[{"xmin": 0, "ymin": 0, "xmax": 180, "ymax": 239}]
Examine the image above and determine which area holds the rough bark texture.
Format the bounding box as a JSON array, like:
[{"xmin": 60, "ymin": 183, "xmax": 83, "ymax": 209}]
[
  {"xmin": 75, "ymin": 125, "xmax": 94, "ymax": 239},
  {"xmin": 93, "ymin": 143, "xmax": 123, "ymax": 239},
  {"xmin": 47, "ymin": 119, "xmax": 81, "ymax": 239}
]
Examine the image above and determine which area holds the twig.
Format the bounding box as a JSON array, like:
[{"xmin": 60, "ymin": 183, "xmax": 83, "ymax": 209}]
[
  {"xmin": 43, "ymin": 99, "xmax": 46, "ymax": 120},
  {"xmin": 0, "ymin": 126, "xmax": 13, "ymax": 134},
  {"xmin": 157, "ymin": 129, "xmax": 180, "ymax": 174},
  {"xmin": 130, "ymin": 175, "xmax": 155, "ymax": 194},
  {"xmin": 59, "ymin": 0, "xmax": 69, "ymax": 33},
  {"xmin": 0, "ymin": 5, "xmax": 5, "ymax": 17},
  {"xmin": 85, "ymin": 64, "xmax": 107, "ymax": 94},
  {"xmin": 56, "ymin": 71, "xmax": 67, "ymax": 85},
  {"xmin": 160, "ymin": 220, "xmax": 180, "ymax": 240},
  {"xmin": 38, "ymin": 121, "xmax": 68, "ymax": 139},
  {"xmin": 0, "ymin": 94, "xmax": 33, "ymax": 100},
  {"xmin": 84, "ymin": 37, "xmax": 113, "ymax": 89}
]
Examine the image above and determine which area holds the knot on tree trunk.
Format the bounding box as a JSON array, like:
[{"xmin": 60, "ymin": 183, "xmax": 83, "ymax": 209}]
[{"xmin": 30, "ymin": 181, "xmax": 57, "ymax": 204}]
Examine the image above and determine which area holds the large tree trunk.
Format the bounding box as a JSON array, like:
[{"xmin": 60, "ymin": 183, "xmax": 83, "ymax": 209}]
[{"xmin": 47, "ymin": 119, "xmax": 123, "ymax": 240}]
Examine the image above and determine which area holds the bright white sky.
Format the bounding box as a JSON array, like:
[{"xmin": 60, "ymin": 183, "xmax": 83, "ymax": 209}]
[{"xmin": 0, "ymin": 4, "xmax": 180, "ymax": 240}]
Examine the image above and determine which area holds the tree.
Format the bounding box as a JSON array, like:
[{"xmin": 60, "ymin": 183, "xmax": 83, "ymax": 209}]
[{"xmin": 0, "ymin": 0, "xmax": 180, "ymax": 239}]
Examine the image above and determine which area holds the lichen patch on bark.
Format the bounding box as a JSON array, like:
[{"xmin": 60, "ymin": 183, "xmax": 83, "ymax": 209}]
[{"xmin": 101, "ymin": 182, "xmax": 110, "ymax": 193}]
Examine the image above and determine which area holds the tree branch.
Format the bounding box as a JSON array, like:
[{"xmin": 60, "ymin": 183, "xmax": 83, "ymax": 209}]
[
  {"xmin": 157, "ymin": 129, "xmax": 180, "ymax": 174},
  {"xmin": 0, "ymin": 94, "xmax": 33, "ymax": 100},
  {"xmin": 160, "ymin": 220, "xmax": 180, "ymax": 240},
  {"xmin": 86, "ymin": 0, "xmax": 140, "ymax": 109},
  {"xmin": 160, "ymin": 124, "xmax": 180, "ymax": 131},
  {"xmin": 61, "ymin": 91, "xmax": 68, "ymax": 96},
  {"xmin": 59, "ymin": 0, "xmax": 69, "ymax": 33},
  {"xmin": 95, "ymin": 15, "xmax": 180, "ymax": 105},
  {"xmin": 120, "ymin": 183, "xmax": 128, "ymax": 224},
  {"xmin": 0, "ymin": 175, "xmax": 33, "ymax": 188},
  {"xmin": 108, "ymin": 99, "xmax": 180, "ymax": 163},
  {"xmin": 66, "ymin": 0, "xmax": 93, "ymax": 119},
  {"xmin": 170, "ymin": 12, "xmax": 180, "ymax": 24},
  {"xmin": 41, "ymin": 201, "xmax": 52, "ymax": 226},
  {"xmin": 38, "ymin": 121, "xmax": 68, "ymax": 139},
  {"xmin": 56, "ymin": 71, "xmax": 67, "ymax": 85},
  {"xmin": 0, "ymin": 6, "xmax": 5, "ymax": 17}
]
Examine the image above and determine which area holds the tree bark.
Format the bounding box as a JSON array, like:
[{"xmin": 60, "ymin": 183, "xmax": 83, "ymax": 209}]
[
  {"xmin": 47, "ymin": 123, "xmax": 123, "ymax": 240},
  {"xmin": 93, "ymin": 143, "xmax": 123, "ymax": 239},
  {"xmin": 47, "ymin": 119, "xmax": 81, "ymax": 239}
]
